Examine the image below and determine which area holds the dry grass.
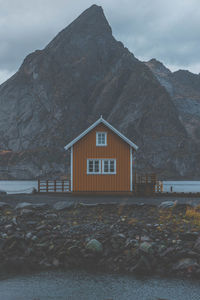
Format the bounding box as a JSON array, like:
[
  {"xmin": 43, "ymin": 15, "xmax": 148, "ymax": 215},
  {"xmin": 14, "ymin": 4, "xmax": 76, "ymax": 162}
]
[
  {"xmin": 157, "ymin": 205, "xmax": 200, "ymax": 232},
  {"xmin": 185, "ymin": 207, "xmax": 200, "ymax": 227}
]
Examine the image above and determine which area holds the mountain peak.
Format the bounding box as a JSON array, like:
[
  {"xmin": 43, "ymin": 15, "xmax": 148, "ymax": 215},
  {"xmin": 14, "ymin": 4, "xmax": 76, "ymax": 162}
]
[
  {"xmin": 74, "ymin": 4, "xmax": 111, "ymax": 31},
  {"xmin": 46, "ymin": 4, "xmax": 112, "ymax": 50},
  {"xmin": 145, "ymin": 58, "xmax": 171, "ymax": 75},
  {"xmin": 84, "ymin": 4, "xmax": 103, "ymax": 13}
]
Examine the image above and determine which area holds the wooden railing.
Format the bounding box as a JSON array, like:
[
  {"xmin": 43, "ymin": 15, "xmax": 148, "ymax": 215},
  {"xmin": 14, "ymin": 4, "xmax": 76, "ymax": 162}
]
[
  {"xmin": 38, "ymin": 179, "xmax": 71, "ymax": 193},
  {"xmin": 134, "ymin": 173, "xmax": 157, "ymax": 185},
  {"xmin": 155, "ymin": 181, "xmax": 164, "ymax": 193},
  {"xmin": 133, "ymin": 173, "xmax": 162, "ymax": 195}
]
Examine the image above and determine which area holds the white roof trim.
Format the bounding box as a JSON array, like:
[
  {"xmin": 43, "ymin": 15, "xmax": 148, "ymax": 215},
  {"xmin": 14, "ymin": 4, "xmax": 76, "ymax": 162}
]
[{"xmin": 64, "ymin": 116, "xmax": 139, "ymax": 151}]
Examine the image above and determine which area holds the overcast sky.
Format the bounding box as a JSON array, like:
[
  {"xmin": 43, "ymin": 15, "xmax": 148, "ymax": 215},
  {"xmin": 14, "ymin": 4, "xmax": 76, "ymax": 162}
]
[{"xmin": 0, "ymin": 0, "xmax": 199, "ymax": 84}]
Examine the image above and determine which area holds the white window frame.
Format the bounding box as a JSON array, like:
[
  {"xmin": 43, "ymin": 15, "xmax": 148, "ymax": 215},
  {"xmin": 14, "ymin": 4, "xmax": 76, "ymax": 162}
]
[
  {"xmin": 102, "ymin": 159, "xmax": 116, "ymax": 174},
  {"xmin": 96, "ymin": 132, "xmax": 107, "ymax": 146},
  {"xmin": 87, "ymin": 159, "xmax": 101, "ymax": 174},
  {"xmin": 87, "ymin": 159, "xmax": 116, "ymax": 175}
]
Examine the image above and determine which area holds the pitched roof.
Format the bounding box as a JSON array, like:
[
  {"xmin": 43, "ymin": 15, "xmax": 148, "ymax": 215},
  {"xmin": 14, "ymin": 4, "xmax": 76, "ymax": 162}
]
[{"xmin": 64, "ymin": 116, "xmax": 139, "ymax": 151}]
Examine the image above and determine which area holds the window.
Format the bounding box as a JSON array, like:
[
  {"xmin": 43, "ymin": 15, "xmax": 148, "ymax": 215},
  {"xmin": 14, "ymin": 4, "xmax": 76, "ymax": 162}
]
[
  {"xmin": 102, "ymin": 159, "xmax": 116, "ymax": 174},
  {"xmin": 87, "ymin": 159, "xmax": 101, "ymax": 174},
  {"xmin": 96, "ymin": 132, "xmax": 107, "ymax": 146},
  {"xmin": 87, "ymin": 159, "xmax": 116, "ymax": 174}
]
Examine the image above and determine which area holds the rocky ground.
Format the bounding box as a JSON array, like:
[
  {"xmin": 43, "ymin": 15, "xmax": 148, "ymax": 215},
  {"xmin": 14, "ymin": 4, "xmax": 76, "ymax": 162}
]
[{"xmin": 0, "ymin": 200, "xmax": 200, "ymax": 279}]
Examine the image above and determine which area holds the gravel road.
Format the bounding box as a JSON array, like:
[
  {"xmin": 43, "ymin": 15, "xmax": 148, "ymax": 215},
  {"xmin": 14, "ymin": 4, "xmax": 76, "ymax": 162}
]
[{"xmin": 0, "ymin": 193, "xmax": 200, "ymax": 207}]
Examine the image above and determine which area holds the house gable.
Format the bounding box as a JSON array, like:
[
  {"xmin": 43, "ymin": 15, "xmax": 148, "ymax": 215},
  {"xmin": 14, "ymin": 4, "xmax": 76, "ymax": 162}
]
[
  {"xmin": 74, "ymin": 122, "xmax": 129, "ymax": 152},
  {"xmin": 64, "ymin": 117, "xmax": 138, "ymax": 151}
]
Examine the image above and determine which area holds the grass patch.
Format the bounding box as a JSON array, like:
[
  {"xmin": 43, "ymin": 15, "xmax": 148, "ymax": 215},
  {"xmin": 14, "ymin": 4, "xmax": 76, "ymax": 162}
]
[{"xmin": 185, "ymin": 207, "xmax": 200, "ymax": 227}]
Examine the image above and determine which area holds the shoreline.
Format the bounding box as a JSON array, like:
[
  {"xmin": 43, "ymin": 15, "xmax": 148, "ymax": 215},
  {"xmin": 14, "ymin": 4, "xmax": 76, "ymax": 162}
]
[{"xmin": 0, "ymin": 201, "xmax": 200, "ymax": 280}]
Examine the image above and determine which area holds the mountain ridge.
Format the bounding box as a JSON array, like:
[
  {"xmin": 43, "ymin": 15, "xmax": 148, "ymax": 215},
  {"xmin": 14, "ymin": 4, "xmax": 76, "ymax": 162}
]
[{"xmin": 145, "ymin": 58, "xmax": 200, "ymax": 149}]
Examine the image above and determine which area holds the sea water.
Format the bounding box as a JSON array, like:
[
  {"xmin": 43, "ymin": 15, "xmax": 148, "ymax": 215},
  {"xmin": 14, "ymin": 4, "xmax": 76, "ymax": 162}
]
[
  {"xmin": 0, "ymin": 180, "xmax": 38, "ymax": 194},
  {"xmin": 163, "ymin": 181, "xmax": 200, "ymax": 193},
  {"xmin": 0, "ymin": 270, "xmax": 199, "ymax": 300},
  {"xmin": 0, "ymin": 180, "xmax": 200, "ymax": 194}
]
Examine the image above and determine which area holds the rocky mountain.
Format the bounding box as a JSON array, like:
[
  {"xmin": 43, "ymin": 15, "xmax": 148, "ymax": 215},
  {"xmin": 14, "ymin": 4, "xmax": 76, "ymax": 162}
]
[
  {"xmin": 145, "ymin": 59, "xmax": 200, "ymax": 147},
  {"xmin": 0, "ymin": 5, "xmax": 199, "ymax": 179}
]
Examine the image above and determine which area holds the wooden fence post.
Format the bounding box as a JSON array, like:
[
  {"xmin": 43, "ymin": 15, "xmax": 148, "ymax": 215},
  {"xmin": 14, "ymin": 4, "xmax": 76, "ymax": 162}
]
[
  {"xmin": 54, "ymin": 180, "xmax": 56, "ymax": 192},
  {"xmin": 46, "ymin": 180, "xmax": 49, "ymax": 192},
  {"xmin": 38, "ymin": 179, "xmax": 40, "ymax": 193},
  {"xmin": 161, "ymin": 182, "xmax": 163, "ymax": 193}
]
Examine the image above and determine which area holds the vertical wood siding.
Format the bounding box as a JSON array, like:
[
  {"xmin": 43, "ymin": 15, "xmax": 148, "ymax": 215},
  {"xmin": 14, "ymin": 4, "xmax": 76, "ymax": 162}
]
[{"xmin": 73, "ymin": 123, "xmax": 134, "ymax": 192}]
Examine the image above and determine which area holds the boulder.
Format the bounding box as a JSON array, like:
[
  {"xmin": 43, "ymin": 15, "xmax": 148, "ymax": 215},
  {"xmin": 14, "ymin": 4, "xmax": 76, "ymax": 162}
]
[
  {"xmin": 0, "ymin": 202, "xmax": 11, "ymax": 209},
  {"xmin": 15, "ymin": 202, "xmax": 33, "ymax": 210},
  {"xmin": 86, "ymin": 239, "xmax": 103, "ymax": 253},
  {"xmin": 179, "ymin": 232, "xmax": 199, "ymax": 241},
  {"xmin": 67, "ymin": 245, "xmax": 81, "ymax": 257},
  {"xmin": 111, "ymin": 233, "xmax": 126, "ymax": 249},
  {"xmin": 26, "ymin": 232, "xmax": 32, "ymax": 239},
  {"xmin": 159, "ymin": 201, "xmax": 177, "ymax": 209},
  {"xmin": 52, "ymin": 258, "xmax": 60, "ymax": 267},
  {"xmin": 53, "ymin": 201, "xmax": 75, "ymax": 211},
  {"xmin": 79, "ymin": 203, "xmax": 98, "ymax": 208},
  {"xmin": 131, "ymin": 255, "xmax": 152, "ymax": 273},
  {"xmin": 140, "ymin": 242, "xmax": 153, "ymax": 254},
  {"xmin": 33, "ymin": 203, "xmax": 49, "ymax": 210},
  {"xmin": 4, "ymin": 224, "xmax": 13, "ymax": 230},
  {"xmin": 141, "ymin": 235, "xmax": 151, "ymax": 242},
  {"xmin": 45, "ymin": 213, "xmax": 58, "ymax": 219},
  {"xmin": 20, "ymin": 208, "xmax": 34, "ymax": 216},
  {"xmin": 159, "ymin": 247, "xmax": 175, "ymax": 257},
  {"xmin": 194, "ymin": 237, "xmax": 200, "ymax": 252},
  {"xmin": 173, "ymin": 258, "xmax": 199, "ymax": 271}
]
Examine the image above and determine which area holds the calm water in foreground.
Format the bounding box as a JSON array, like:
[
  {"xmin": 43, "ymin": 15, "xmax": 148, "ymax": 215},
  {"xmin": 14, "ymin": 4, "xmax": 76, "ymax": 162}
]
[
  {"xmin": 0, "ymin": 270, "xmax": 199, "ymax": 300},
  {"xmin": 0, "ymin": 180, "xmax": 200, "ymax": 194}
]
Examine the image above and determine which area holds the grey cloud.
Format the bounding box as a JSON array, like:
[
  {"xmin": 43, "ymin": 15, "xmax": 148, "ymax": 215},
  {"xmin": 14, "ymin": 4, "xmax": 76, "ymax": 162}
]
[
  {"xmin": 0, "ymin": 0, "xmax": 199, "ymax": 83},
  {"xmin": 107, "ymin": 0, "xmax": 200, "ymax": 70}
]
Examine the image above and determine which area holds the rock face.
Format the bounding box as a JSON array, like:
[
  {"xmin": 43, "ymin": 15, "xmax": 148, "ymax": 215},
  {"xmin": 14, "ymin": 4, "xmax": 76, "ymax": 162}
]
[
  {"xmin": 0, "ymin": 5, "xmax": 198, "ymax": 179},
  {"xmin": 145, "ymin": 59, "xmax": 200, "ymax": 178}
]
